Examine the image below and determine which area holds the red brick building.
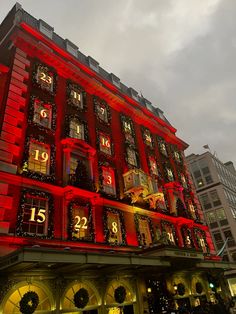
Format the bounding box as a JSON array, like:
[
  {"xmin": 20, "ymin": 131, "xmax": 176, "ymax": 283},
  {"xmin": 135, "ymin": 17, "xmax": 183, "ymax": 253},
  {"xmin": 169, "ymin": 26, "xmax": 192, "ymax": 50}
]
[{"xmin": 0, "ymin": 3, "xmax": 229, "ymax": 314}]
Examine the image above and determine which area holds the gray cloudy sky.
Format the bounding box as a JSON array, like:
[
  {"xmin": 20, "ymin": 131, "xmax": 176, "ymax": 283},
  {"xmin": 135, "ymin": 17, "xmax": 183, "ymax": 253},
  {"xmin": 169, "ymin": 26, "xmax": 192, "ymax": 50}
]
[{"xmin": 1, "ymin": 0, "xmax": 236, "ymax": 165}]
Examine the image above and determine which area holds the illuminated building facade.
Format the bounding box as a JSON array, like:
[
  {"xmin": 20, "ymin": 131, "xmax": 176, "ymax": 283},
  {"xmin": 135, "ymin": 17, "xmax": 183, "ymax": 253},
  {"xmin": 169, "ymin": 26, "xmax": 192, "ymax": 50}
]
[{"xmin": 0, "ymin": 3, "xmax": 231, "ymax": 314}]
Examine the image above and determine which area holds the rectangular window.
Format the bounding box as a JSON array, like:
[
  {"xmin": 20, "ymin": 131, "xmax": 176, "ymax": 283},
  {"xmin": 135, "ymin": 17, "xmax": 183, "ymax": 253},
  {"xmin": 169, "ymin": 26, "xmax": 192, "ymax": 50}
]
[
  {"xmin": 21, "ymin": 195, "xmax": 48, "ymax": 235},
  {"xmin": 107, "ymin": 211, "xmax": 122, "ymax": 244},
  {"xmin": 102, "ymin": 167, "xmax": 116, "ymax": 195},
  {"xmin": 138, "ymin": 218, "xmax": 152, "ymax": 246},
  {"xmin": 71, "ymin": 204, "xmax": 90, "ymax": 240},
  {"xmin": 36, "ymin": 64, "xmax": 54, "ymax": 92},
  {"xmin": 33, "ymin": 98, "xmax": 52, "ymax": 129},
  {"xmin": 69, "ymin": 120, "xmax": 84, "ymax": 140},
  {"xmin": 216, "ymin": 208, "xmax": 226, "ymax": 221},
  {"xmin": 210, "ymin": 190, "xmax": 221, "ymax": 207},
  {"xmin": 122, "ymin": 118, "xmax": 135, "ymax": 144},
  {"xmin": 199, "ymin": 193, "xmax": 212, "ymax": 210},
  {"xmin": 149, "ymin": 156, "xmax": 158, "ymax": 176},
  {"xmin": 158, "ymin": 140, "xmax": 168, "ymax": 157},
  {"xmin": 99, "ymin": 133, "xmax": 112, "ymax": 155},
  {"xmin": 96, "ymin": 103, "xmax": 108, "ymax": 123},
  {"xmin": 143, "ymin": 129, "xmax": 153, "ymax": 147},
  {"xmin": 28, "ymin": 141, "xmax": 50, "ymax": 174},
  {"xmin": 70, "ymin": 89, "xmax": 83, "ymax": 108},
  {"xmin": 127, "ymin": 147, "xmax": 137, "ymax": 167}
]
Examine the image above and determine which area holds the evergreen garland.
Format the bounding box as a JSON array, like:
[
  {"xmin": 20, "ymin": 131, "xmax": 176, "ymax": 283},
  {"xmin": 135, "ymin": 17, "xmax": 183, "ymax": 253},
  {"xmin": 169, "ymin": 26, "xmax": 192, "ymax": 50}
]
[
  {"xmin": 19, "ymin": 291, "xmax": 39, "ymax": 314},
  {"xmin": 74, "ymin": 288, "xmax": 89, "ymax": 309},
  {"xmin": 114, "ymin": 286, "xmax": 126, "ymax": 304}
]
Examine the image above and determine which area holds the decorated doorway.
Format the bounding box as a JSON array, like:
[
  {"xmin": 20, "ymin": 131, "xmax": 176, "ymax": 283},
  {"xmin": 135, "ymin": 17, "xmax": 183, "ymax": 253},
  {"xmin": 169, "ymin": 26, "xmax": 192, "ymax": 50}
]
[{"xmin": 105, "ymin": 280, "xmax": 135, "ymax": 314}]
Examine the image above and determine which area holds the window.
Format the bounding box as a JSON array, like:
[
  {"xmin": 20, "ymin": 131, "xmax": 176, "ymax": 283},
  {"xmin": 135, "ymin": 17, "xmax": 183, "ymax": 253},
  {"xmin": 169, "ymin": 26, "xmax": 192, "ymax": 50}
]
[
  {"xmin": 174, "ymin": 151, "xmax": 182, "ymax": 163},
  {"xmin": 149, "ymin": 156, "xmax": 158, "ymax": 176},
  {"xmin": 67, "ymin": 82, "xmax": 84, "ymax": 109},
  {"xmin": 69, "ymin": 119, "xmax": 84, "ymax": 140},
  {"xmin": 194, "ymin": 229, "xmax": 208, "ymax": 253},
  {"xmin": 212, "ymin": 232, "xmax": 224, "ymax": 250},
  {"xmin": 138, "ymin": 217, "xmax": 152, "ymax": 246},
  {"xmin": 126, "ymin": 147, "xmax": 138, "ymax": 167},
  {"xmin": 121, "ymin": 117, "xmax": 135, "ymax": 144},
  {"xmin": 199, "ymin": 193, "xmax": 212, "ymax": 210},
  {"xmin": 181, "ymin": 174, "xmax": 188, "ymax": 189},
  {"xmin": 206, "ymin": 211, "xmax": 217, "ymax": 223},
  {"xmin": 33, "ymin": 98, "xmax": 52, "ymax": 129},
  {"xmin": 216, "ymin": 208, "xmax": 226, "ymax": 220},
  {"xmin": 158, "ymin": 138, "xmax": 168, "ymax": 157},
  {"xmin": 96, "ymin": 102, "xmax": 108, "ymax": 123},
  {"xmin": 99, "ymin": 133, "xmax": 112, "ymax": 155},
  {"xmin": 162, "ymin": 222, "xmax": 176, "ymax": 246},
  {"xmin": 20, "ymin": 193, "xmax": 49, "ymax": 236},
  {"xmin": 210, "ymin": 190, "xmax": 221, "ymax": 207},
  {"xmin": 35, "ymin": 64, "xmax": 54, "ymax": 93},
  {"xmin": 143, "ymin": 129, "xmax": 153, "ymax": 147},
  {"xmin": 166, "ymin": 167, "xmax": 174, "ymax": 181},
  {"xmin": 106, "ymin": 211, "xmax": 123, "ymax": 244},
  {"xmin": 205, "ymin": 175, "xmax": 213, "ymax": 184},
  {"xmin": 28, "ymin": 141, "xmax": 50, "ymax": 174},
  {"xmin": 223, "ymin": 229, "xmax": 235, "ymax": 248},
  {"xmin": 102, "ymin": 166, "xmax": 116, "ymax": 196},
  {"xmin": 70, "ymin": 203, "xmax": 90, "ymax": 240}
]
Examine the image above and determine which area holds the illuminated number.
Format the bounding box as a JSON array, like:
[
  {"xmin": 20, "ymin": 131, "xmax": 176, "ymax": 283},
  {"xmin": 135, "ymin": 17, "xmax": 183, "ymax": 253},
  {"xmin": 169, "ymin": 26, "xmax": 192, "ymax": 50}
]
[
  {"xmin": 74, "ymin": 216, "xmax": 88, "ymax": 231},
  {"xmin": 71, "ymin": 90, "xmax": 81, "ymax": 101},
  {"xmin": 101, "ymin": 137, "xmax": 110, "ymax": 148},
  {"xmin": 112, "ymin": 221, "xmax": 118, "ymax": 233},
  {"xmin": 167, "ymin": 232, "xmax": 174, "ymax": 243},
  {"xmin": 34, "ymin": 150, "xmax": 49, "ymax": 162},
  {"xmin": 34, "ymin": 149, "xmax": 40, "ymax": 161},
  {"xmin": 76, "ymin": 125, "xmax": 80, "ymax": 134},
  {"xmin": 124, "ymin": 122, "xmax": 131, "ymax": 131},
  {"xmin": 199, "ymin": 238, "xmax": 205, "ymax": 247},
  {"xmin": 100, "ymin": 106, "xmax": 105, "ymax": 115},
  {"xmin": 39, "ymin": 71, "xmax": 52, "ymax": 85},
  {"xmin": 186, "ymin": 235, "xmax": 191, "ymax": 245},
  {"xmin": 106, "ymin": 175, "xmax": 112, "ymax": 185},
  {"xmin": 40, "ymin": 109, "xmax": 47, "ymax": 118},
  {"xmin": 146, "ymin": 134, "xmax": 152, "ymax": 143},
  {"xmin": 29, "ymin": 207, "xmax": 46, "ymax": 223}
]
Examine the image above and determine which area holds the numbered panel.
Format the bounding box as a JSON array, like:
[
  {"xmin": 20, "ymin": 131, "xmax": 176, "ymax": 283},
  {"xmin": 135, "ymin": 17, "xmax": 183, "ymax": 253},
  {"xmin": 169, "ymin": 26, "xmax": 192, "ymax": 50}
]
[
  {"xmin": 105, "ymin": 208, "xmax": 126, "ymax": 245},
  {"xmin": 101, "ymin": 166, "xmax": 116, "ymax": 196},
  {"xmin": 69, "ymin": 119, "xmax": 85, "ymax": 140},
  {"xmin": 148, "ymin": 156, "xmax": 158, "ymax": 176},
  {"xmin": 28, "ymin": 140, "xmax": 50, "ymax": 174},
  {"xmin": 126, "ymin": 147, "xmax": 138, "ymax": 167},
  {"xmin": 121, "ymin": 114, "xmax": 136, "ymax": 145},
  {"xmin": 136, "ymin": 216, "xmax": 153, "ymax": 246},
  {"xmin": 161, "ymin": 221, "xmax": 177, "ymax": 246},
  {"xmin": 16, "ymin": 189, "xmax": 54, "ymax": 238},
  {"xmin": 99, "ymin": 133, "xmax": 112, "ymax": 155},
  {"xmin": 94, "ymin": 96, "xmax": 110, "ymax": 124},
  {"xmin": 143, "ymin": 128, "xmax": 153, "ymax": 147},
  {"xmin": 69, "ymin": 202, "xmax": 93, "ymax": 241},
  {"xmin": 32, "ymin": 97, "xmax": 53, "ymax": 129},
  {"xmin": 34, "ymin": 64, "xmax": 55, "ymax": 93},
  {"xmin": 67, "ymin": 81, "xmax": 85, "ymax": 109}
]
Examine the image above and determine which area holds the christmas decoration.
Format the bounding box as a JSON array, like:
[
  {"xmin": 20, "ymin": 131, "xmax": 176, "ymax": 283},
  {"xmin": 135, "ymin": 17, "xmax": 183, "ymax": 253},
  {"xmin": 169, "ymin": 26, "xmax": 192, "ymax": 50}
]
[
  {"xmin": 94, "ymin": 95, "xmax": 111, "ymax": 125},
  {"xmin": 19, "ymin": 291, "xmax": 39, "ymax": 314},
  {"xmin": 74, "ymin": 288, "xmax": 89, "ymax": 309},
  {"xmin": 177, "ymin": 283, "xmax": 185, "ymax": 296},
  {"xmin": 33, "ymin": 62, "xmax": 57, "ymax": 95},
  {"xmin": 103, "ymin": 207, "xmax": 127, "ymax": 246},
  {"xmin": 196, "ymin": 282, "xmax": 203, "ymax": 294},
  {"xmin": 16, "ymin": 189, "xmax": 54, "ymax": 239},
  {"xmin": 64, "ymin": 114, "xmax": 89, "ymax": 143},
  {"xmin": 114, "ymin": 286, "xmax": 126, "ymax": 304},
  {"xmin": 134, "ymin": 214, "xmax": 155, "ymax": 246},
  {"xmin": 67, "ymin": 80, "xmax": 86, "ymax": 110},
  {"xmin": 68, "ymin": 201, "xmax": 94, "ymax": 242}
]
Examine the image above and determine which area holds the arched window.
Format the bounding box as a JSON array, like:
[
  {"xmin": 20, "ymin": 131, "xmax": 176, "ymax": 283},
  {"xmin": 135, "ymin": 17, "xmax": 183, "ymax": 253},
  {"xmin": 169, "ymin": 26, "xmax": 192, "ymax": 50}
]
[{"xmin": 1, "ymin": 281, "xmax": 52, "ymax": 314}]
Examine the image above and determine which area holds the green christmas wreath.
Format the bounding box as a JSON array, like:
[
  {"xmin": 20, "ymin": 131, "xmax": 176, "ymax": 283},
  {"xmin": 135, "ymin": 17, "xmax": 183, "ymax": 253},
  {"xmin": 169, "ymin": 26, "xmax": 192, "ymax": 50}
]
[
  {"xmin": 177, "ymin": 283, "xmax": 185, "ymax": 296},
  {"xmin": 19, "ymin": 291, "xmax": 39, "ymax": 314},
  {"xmin": 114, "ymin": 286, "xmax": 126, "ymax": 304},
  {"xmin": 74, "ymin": 288, "xmax": 89, "ymax": 309},
  {"xmin": 196, "ymin": 282, "xmax": 203, "ymax": 294}
]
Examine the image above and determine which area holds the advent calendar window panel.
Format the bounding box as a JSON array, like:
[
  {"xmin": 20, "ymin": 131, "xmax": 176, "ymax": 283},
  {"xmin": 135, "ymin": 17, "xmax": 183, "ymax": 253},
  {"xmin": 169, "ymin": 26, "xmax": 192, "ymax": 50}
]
[
  {"xmin": 71, "ymin": 205, "xmax": 90, "ymax": 240},
  {"xmin": 33, "ymin": 99, "xmax": 52, "ymax": 129},
  {"xmin": 96, "ymin": 103, "xmax": 108, "ymax": 122},
  {"xmin": 127, "ymin": 147, "xmax": 138, "ymax": 167},
  {"xmin": 99, "ymin": 133, "xmax": 112, "ymax": 155},
  {"xmin": 94, "ymin": 96, "xmax": 110, "ymax": 124},
  {"xmin": 69, "ymin": 120, "xmax": 84, "ymax": 140},
  {"xmin": 107, "ymin": 211, "xmax": 122, "ymax": 244},
  {"xmin": 28, "ymin": 141, "xmax": 50, "ymax": 174},
  {"xmin": 102, "ymin": 167, "xmax": 116, "ymax": 195},
  {"xmin": 69, "ymin": 88, "xmax": 83, "ymax": 109},
  {"xmin": 149, "ymin": 156, "xmax": 158, "ymax": 176},
  {"xmin": 35, "ymin": 64, "xmax": 55, "ymax": 93},
  {"xmin": 138, "ymin": 218, "xmax": 152, "ymax": 246},
  {"xmin": 21, "ymin": 196, "xmax": 48, "ymax": 235}
]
